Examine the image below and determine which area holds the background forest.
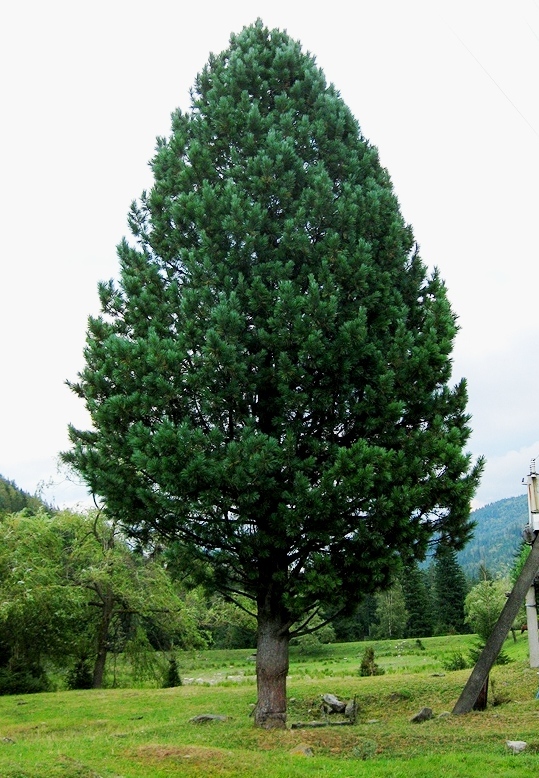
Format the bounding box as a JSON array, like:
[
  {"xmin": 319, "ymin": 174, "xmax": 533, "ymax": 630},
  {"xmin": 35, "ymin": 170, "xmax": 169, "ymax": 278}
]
[{"xmin": 0, "ymin": 474, "xmax": 529, "ymax": 695}]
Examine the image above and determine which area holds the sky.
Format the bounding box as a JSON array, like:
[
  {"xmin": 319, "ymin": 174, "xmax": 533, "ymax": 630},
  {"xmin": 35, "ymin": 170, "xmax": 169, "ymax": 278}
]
[{"xmin": 1, "ymin": 0, "xmax": 538, "ymax": 511}]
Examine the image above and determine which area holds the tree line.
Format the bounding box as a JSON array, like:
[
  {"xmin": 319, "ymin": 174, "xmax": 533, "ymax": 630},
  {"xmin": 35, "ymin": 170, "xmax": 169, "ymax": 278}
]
[{"xmin": 1, "ymin": 486, "xmax": 508, "ymax": 695}]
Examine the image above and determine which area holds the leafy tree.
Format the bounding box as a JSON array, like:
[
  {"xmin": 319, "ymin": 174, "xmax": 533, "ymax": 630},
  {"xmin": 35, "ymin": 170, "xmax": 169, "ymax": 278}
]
[
  {"xmin": 0, "ymin": 512, "xmax": 87, "ymax": 692},
  {"xmin": 464, "ymin": 576, "xmax": 509, "ymax": 643},
  {"xmin": 433, "ymin": 546, "xmax": 469, "ymax": 634},
  {"xmin": 0, "ymin": 511, "xmax": 204, "ymax": 690},
  {"xmin": 63, "ymin": 21, "xmax": 482, "ymax": 727},
  {"xmin": 372, "ymin": 580, "xmax": 408, "ymax": 639},
  {"xmin": 464, "ymin": 574, "xmax": 512, "ymax": 665}
]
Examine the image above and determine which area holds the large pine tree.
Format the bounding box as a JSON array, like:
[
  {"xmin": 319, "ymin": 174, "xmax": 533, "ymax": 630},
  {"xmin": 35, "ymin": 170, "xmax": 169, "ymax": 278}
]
[{"xmin": 64, "ymin": 21, "xmax": 482, "ymax": 727}]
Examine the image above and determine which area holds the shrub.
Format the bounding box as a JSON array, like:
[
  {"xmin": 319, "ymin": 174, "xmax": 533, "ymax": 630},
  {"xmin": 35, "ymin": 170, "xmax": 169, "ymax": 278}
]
[
  {"xmin": 66, "ymin": 658, "xmax": 93, "ymax": 690},
  {"xmin": 442, "ymin": 651, "xmax": 469, "ymax": 671},
  {"xmin": 359, "ymin": 646, "xmax": 385, "ymax": 676},
  {"xmin": 0, "ymin": 660, "xmax": 50, "ymax": 695},
  {"xmin": 163, "ymin": 656, "xmax": 182, "ymax": 688}
]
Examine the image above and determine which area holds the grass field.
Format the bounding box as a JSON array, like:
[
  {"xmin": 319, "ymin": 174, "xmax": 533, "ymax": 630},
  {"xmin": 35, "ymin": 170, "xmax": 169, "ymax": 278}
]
[{"xmin": 1, "ymin": 634, "xmax": 539, "ymax": 777}]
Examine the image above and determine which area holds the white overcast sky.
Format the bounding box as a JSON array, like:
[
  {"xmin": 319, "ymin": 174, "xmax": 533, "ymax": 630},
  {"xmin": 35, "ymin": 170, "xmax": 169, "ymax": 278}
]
[{"xmin": 1, "ymin": 0, "xmax": 538, "ymax": 510}]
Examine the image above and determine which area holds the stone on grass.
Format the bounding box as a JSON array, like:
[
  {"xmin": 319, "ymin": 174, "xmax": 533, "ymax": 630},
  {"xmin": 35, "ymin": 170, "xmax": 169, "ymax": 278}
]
[
  {"xmin": 410, "ymin": 707, "xmax": 433, "ymax": 723},
  {"xmin": 506, "ymin": 740, "xmax": 527, "ymax": 754},
  {"xmin": 321, "ymin": 693, "xmax": 346, "ymax": 714},
  {"xmin": 189, "ymin": 714, "xmax": 227, "ymax": 723},
  {"xmin": 290, "ymin": 743, "xmax": 314, "ymax": 757}
]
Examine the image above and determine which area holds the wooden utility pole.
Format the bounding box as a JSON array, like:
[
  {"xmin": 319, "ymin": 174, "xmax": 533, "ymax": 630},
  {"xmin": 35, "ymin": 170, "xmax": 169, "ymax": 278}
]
[
  {"xmin": 524, "ymin": 461, "xmax": 539, "ymax": 666},
  {"xmin": 452, "ymin": 532, "xmax": 539, "ymax": 714},
  {"xmin": 525, "ymin": 584, "xmax": 539, "ymax": 667}
]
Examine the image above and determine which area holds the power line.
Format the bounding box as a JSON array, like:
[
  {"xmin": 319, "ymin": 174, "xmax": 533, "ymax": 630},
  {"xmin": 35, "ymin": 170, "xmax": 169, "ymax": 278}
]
[{"xmin": 448, "ymin": 24, "xmax": 539, "ymax": 141}]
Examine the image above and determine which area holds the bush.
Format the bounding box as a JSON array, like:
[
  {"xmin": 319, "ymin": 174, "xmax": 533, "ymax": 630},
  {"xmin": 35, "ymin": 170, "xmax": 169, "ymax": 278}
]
[
  {"xmin": 469, "ymin": 643, "xmax": 511, "ymax": 666},
  {"xmin": 66, "ymin": 659, "xmax": 94, "ymax": 690},
  {"xmin": 442, "ymin": 651, "xmax": 469, "ymax": 671},
  {"xmin": 163, "ymin": 657, "xmax": 182, "ymax": 688},
  {"xmin": 0, "ymin": 661, "xmax": 50, "ymax": 695},
  {"xmin": 359, "ymin": 647, "xmax": 385, "ymax": 676}
]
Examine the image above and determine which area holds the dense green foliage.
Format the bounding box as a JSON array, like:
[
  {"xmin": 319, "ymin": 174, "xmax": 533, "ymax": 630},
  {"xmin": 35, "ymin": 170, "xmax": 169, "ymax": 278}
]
[
  {"xmin": 0, "ymin": 510, "xmax": 205, "ymax": 693},
  {"xmin": 464, "ymin": 577, "xmax": 510, "ymax": 643},
  {"xmin": 63, "ymin": 21, "xmax": 481, "ymax": 723}
]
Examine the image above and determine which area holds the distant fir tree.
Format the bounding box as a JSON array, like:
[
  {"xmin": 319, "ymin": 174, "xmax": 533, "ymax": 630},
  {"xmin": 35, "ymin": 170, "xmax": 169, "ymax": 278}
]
[
  {"xmin": 433, "ymin": 546, "xmax": 469, "ymax": 633},
  {"xmin": 330, "ymin": 594, "xmax": 377, "ymax": 642},
  {"xmin": 402, "ymin": 563, "xmax": 434, "ymax": 638}
]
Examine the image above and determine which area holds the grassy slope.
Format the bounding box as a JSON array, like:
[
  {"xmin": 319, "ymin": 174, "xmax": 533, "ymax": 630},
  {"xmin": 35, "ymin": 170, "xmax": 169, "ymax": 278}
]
[{"xmin": 1, "ymin": 635, "xmax": 539, "ymax": 777}]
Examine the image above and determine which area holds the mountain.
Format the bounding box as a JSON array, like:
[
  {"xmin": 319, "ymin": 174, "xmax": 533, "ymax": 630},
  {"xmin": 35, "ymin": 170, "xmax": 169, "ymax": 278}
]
[{"xmin": 457, "ymin": 494, "xmax": 528, "ymax": 579}]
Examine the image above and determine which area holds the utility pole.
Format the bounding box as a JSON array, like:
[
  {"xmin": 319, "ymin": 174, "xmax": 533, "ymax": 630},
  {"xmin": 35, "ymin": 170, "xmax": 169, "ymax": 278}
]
[
  {"xmin": 524, "ymin": 460, "xmax": 539, "ymax": 667},
  {"xmin": 453, "ymin": 460, "xmax": 539, "ymax": 714}
]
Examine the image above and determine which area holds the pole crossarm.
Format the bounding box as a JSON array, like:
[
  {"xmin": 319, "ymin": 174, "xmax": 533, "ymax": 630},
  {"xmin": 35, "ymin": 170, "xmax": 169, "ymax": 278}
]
[{"xmin": 452, "ymin": 533, "xmax": 539, "ymax": 715}]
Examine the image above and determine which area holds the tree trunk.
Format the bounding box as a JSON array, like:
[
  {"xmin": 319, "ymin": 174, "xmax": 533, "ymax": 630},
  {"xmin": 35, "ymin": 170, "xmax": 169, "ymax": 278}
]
[
  {"xmin": 92, "ymin": 587, "xmax": 115, "ymax": 688},
  {"xmin": 254, "ymin": 610, "xmax": 289, "ymax": 729}
]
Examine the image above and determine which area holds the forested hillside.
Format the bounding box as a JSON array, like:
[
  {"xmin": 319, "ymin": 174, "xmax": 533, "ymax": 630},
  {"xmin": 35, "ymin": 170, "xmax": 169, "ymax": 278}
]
[
  {"xmin": 0, "ymin": 475, "xmax": 48, "ymax": 516},
  {"xmin": 458, "ymin": 494, "xmax": 528, "ymax": 578}
]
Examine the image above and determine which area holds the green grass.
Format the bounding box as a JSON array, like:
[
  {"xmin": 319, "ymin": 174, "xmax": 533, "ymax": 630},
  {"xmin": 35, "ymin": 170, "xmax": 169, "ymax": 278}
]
[{"xmin": 1, "ymin": 634, "xmax": 539, "ymax": 777}]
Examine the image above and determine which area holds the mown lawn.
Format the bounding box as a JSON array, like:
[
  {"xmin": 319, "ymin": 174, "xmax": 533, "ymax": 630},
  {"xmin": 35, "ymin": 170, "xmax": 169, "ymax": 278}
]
[{"xmin": 1, "ymin": 635, "xmax": 538, "ymax": 777}]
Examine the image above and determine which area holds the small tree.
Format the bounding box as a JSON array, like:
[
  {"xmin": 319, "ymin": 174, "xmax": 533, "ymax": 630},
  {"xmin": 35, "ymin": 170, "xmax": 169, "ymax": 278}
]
[
  {"xmin": 359, "ymin": 646, "xmax": 384, "ymax": 676},
  {"xmin": 465, "ymin": 575, "xmax": 512, "ymax": 665},
  {"xmin": 465, "ymin": 577, "xmax": 510, "ymax": 643},
  {"xmin": 63, "ymin": 21, "xmax": 482, "ymax": 726},
  {"xmin": 372, "ymin": 581, "xmax": 408, "ymax": 639}
]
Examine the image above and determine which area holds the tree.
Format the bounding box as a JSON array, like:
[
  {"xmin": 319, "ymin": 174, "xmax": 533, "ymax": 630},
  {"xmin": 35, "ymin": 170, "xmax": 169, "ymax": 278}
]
[
  {"xmin": 63, "ymin": 21, "xmax": 482, "ymax": 727},
  {"xmin": 465, "ymin": 575, "xmax": 510, "ymax": 645},
  {"xmin": 402, "ymin": 563, "xmax": 434, "ymax": 638},
  {"xmin": 372, "ymin": 580, "xmax": 408, "ymax": 639},
  {"xmin": 0, "ymin": 512, "xmax": 88, "ymax": 691},
  {"xmin": 0, "ymin": 510, "xmax": 204, "ymax": 690},
  {"xmin": 433, "ymin": 546, "xmax": 469, "ymax": 634}
]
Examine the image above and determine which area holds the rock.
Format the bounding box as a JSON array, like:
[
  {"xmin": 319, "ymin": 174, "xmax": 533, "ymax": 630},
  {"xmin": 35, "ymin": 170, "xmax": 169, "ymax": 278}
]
[
  {"xmin": 289, "ymin": 743, "xmax": 314, "ymax": 756},
  {"xmin": 437, "ymin": 711, "xmax": 451, "ymax": 718},
  {"xmin": 410, "ymin": 707, "xmax": 433, "ymax": 723},
  {"xmin": 345, "ymin": 698, "xmax": 358, "ymax": 723},
  {"xmin": 189, "ymin": 714, "xmax": 227, "ymax": 723},
  {"xmin": 1, "ymin": 737, "xmax": 15, "ymax": 744},
  {"xmin": 506, "ymin": 740, "xmax": 527, "ymax": 754},
  {"xmin": 322, "ymin": 693, "xmax": 346, "ymax": 714}
]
